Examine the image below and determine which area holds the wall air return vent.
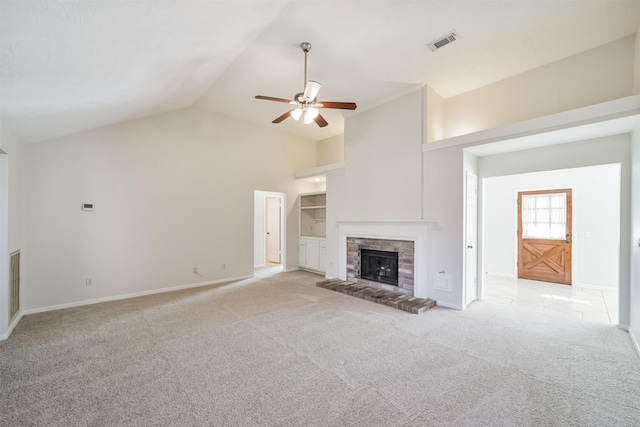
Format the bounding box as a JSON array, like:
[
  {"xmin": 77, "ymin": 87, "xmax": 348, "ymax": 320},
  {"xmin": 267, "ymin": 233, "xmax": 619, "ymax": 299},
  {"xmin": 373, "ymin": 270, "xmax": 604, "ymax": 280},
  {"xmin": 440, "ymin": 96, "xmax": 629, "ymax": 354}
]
[{"xmin": 427, "ymin": 30, "xmax": 459, "ymax": 52}]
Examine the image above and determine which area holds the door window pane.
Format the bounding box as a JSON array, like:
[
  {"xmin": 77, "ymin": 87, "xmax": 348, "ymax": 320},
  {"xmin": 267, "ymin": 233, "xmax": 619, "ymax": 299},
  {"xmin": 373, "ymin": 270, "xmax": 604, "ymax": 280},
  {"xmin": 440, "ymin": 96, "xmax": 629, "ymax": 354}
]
[{"xmin": 521, "ymin": 193, "xmax": 566, "ymax": 239}]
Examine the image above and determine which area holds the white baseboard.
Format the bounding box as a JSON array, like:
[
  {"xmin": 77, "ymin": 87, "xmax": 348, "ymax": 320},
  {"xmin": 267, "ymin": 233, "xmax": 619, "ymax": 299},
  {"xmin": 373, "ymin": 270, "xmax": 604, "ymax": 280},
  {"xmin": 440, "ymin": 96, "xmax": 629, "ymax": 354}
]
[
  {"xmin": 0, "ymin": 310, "xmax": 24, "ymax": 341},
  {"xmin": 285, "ymin": 267, "xmax": 301, "ymax": 273},
  {"xmin": 21, "ymin": 275, "xmax": 252, "ymax": 317},
  {"xmin": 573, "ymin": 282, "xmax": 618, "ymax": 291},
  {"xmin": 485, "ymin": 272, "xmax": 516, "ymax": 279},
  {"xmin": 298, "ymin": 267, "xmax": 326, "ymax": 276},
  {"xmin": 435, "ymin": 300, "xmax": 463, "ymax": 310}
]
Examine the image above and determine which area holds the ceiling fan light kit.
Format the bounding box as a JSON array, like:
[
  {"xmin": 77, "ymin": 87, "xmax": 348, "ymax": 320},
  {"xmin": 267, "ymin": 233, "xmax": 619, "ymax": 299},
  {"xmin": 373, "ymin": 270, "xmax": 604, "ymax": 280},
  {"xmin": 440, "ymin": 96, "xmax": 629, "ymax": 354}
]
[{"xmin": 255, "ymin": 42, "xmax": 357, "ymax": 128}]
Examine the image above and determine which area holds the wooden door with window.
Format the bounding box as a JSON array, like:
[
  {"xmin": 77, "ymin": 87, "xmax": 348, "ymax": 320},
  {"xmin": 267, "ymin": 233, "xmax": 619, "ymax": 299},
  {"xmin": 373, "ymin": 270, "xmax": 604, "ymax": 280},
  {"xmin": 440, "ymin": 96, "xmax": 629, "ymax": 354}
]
[{"xmin": 517, "ymin": 189, "xmax": 572, "ymax": 285}]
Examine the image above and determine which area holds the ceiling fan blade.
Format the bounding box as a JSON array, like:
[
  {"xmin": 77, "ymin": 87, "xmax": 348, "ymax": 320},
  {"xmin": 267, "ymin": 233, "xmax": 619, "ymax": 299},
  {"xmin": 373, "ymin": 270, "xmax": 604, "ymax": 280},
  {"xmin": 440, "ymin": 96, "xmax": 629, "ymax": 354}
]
[
  {"xmin": 272, "ymin": 110, "xmax": 294, "ymax": 124},
  {"xmin": 255, "ymin": 95, "xmax": 294, "ymax": 103},
  {"xmin": 317, "ymin": 101, "xmax": 357, "ymax": 110},
  {"xmin": 314, "ymin": 113, "xmax": 328, "ymax": 128},
  {"xmin": 302, "ymin": 80, "xmax": 321, "ymax": 101}
]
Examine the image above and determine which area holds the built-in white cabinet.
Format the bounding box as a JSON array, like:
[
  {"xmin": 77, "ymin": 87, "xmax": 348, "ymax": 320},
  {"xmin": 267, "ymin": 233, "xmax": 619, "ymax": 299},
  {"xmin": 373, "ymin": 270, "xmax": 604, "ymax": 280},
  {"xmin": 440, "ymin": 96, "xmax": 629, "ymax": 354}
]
[
  {"xmin": 298, "ymin": 237, "xmax": 325, "ymax": 273},
  {"xmin": 318, "ymin": 240, "xmax": 327, "ymax": 272},
  {"xmin": 299, "ymin": 192, "xmax": 326, "ymax": 273}
]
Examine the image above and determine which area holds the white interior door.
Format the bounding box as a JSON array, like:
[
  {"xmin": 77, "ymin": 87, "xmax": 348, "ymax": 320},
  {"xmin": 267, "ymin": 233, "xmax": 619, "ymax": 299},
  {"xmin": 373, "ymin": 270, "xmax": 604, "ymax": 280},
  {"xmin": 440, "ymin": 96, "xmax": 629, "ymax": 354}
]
[
  {"xmin": 266, "ymin": 197, "xmax": 281, "ymax": 264},
  {"xmin": 465, "ymin": 172, "xmax": 478, "ymax": 306}
]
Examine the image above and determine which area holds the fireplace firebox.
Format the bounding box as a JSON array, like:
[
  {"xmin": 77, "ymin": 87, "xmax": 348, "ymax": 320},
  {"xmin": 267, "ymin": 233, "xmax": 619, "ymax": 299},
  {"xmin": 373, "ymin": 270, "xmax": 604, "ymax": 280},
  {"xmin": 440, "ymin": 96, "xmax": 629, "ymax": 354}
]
[{"xmin": 360, "ymin": 249, "xmax": 399, "ymax": 286}]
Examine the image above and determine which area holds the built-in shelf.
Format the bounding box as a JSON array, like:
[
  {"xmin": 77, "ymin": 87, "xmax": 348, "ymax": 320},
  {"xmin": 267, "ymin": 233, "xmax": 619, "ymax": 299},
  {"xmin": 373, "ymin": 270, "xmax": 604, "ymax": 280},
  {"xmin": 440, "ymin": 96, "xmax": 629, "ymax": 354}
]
[
  {"xmin": 300, "ymin": 192, "xmax": 326, "ymax": 238},
  {"xmin": 299, "ymin": 191, "xmax": 327, "ymax": 274}
]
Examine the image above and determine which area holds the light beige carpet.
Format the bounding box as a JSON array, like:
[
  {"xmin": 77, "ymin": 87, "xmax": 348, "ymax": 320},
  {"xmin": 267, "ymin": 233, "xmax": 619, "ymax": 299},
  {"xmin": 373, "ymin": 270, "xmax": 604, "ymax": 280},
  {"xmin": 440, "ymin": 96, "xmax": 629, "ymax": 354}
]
[{"xmin": 2, "ymin": 269, "xmax": 639, "ymax": 426}]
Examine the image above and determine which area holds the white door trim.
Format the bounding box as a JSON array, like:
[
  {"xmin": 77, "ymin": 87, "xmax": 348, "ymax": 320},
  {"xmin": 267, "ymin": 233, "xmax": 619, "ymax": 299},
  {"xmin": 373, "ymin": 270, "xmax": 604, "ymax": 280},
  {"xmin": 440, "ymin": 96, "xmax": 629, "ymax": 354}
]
[{"xmin": 464, "ymin": 171, "xmax": 478, "ymax": 307}]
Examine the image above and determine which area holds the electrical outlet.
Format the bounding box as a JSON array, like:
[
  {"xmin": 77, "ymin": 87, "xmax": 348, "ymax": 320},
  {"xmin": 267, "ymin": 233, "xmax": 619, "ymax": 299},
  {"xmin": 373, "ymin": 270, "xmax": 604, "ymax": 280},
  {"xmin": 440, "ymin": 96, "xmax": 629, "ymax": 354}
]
[{"xmin": 85, "ymin": 278, "xmax": 93, "ymax": 286}]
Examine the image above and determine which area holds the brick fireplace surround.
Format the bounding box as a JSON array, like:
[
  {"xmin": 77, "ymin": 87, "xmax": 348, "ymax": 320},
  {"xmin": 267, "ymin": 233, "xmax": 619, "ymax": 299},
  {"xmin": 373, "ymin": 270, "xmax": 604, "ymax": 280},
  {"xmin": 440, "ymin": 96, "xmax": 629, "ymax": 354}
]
[
  {"xmin": 346, "ymin": 237, "xmax": 415, "ymax": 295},
  {"xmin": 337, "ymin": 220, "xmax": 432, "ymax": 299}
]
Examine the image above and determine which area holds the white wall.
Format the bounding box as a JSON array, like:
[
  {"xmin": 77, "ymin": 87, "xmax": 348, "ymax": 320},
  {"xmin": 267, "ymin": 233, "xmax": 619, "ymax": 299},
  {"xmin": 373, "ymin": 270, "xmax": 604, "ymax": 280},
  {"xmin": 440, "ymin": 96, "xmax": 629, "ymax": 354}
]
[
  {"xmin": 423, "ymin": 145, "xmax": 465, "ymax": 308},
  {"xmin": 323, "ymin": 90, "xmax": 423, "ymax": 282},
  {"xmin": 316, "ymin": 134, "xmax": 344, "ymax": 166},
  {"xmin": 341, "ymin": 90, "xmax": 423, "ymax": 220},
  {"xmin": 0, "ymin": 123, "xmax": 26, "ymax": 259},
  {"xmin": 24, "ymin": 107, "xmax": 317, "ymax": 311},
  {"xmin": 630, "ymin": 122, "xmax": 640, "ymax": 350},
  {"xmin": 425, "ymin": 85, "xmax": 444, "ymax": 143},
  {"xmin": 444, "ymin": 36, "xmax": 635, "ymax": 139},
  {"xmin": 635, "ymin": 26, "xmax": 640, "ymax": 94},
  {"xmin": 0, "ymin": 122, "xmax": 26, "ymax": 337},
  {"xmin": 324, "ymin": 167, "xmax": 346, "ymax": 279},
  {"xmin": 484, "ymin": 164, "xmax": 620, "ymax": 289}
]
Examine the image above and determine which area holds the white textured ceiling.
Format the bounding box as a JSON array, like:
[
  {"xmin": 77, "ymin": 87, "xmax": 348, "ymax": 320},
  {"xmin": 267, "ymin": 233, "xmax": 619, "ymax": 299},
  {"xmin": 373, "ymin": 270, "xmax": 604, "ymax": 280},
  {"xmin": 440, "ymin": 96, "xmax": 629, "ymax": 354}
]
[{"xmin": 1, "ymin": 0, "xmax": 638, "ymax": 143}]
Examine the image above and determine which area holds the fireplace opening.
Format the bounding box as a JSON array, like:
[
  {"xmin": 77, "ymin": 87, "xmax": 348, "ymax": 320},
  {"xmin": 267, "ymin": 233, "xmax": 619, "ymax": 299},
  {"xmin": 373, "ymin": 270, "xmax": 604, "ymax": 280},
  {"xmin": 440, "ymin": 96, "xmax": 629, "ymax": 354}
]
[{"xmin": 360, "ymin": 249, "xmax": 399, "ymax": 286}]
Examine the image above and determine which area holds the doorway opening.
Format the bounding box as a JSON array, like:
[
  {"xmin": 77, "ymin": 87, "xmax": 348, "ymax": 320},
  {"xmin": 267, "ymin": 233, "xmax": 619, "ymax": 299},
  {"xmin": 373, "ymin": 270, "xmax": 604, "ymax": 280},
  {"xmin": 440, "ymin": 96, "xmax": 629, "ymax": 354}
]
[
  {"xmin": 481, "ymin": 164, "xmax": 620, "ymax": 324},
  {"xmin": 253, "ymin": 191, "xmax": 285, "ymax": 274}
]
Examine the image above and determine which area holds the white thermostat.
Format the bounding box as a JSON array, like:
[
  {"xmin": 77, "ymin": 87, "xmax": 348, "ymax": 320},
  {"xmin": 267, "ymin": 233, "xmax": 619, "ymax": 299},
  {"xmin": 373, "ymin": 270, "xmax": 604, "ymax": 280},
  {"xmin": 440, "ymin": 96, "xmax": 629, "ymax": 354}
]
[{"xmin": 81, "ymin": 203, "xmax": 94, "ymax": 211}]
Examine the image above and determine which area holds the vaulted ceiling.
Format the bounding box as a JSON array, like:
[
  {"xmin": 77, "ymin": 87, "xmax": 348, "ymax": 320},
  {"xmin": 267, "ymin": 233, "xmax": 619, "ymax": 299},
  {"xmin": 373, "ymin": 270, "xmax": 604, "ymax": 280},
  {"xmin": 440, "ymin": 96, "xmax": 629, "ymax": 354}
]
[{"xmin": 1, "ymin": 0, "xmax": 638, "ymax": 143}]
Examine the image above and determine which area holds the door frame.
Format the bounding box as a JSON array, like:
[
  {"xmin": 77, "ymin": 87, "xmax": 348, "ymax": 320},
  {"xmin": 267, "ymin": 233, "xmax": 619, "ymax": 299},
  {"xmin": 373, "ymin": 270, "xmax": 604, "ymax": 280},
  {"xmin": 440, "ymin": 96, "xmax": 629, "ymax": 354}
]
[
  {"xmin": 265, "ymin": 196, "xmax": 282, "ymax": 264},
  {"xmin": 253, "ymin": 191, "xmax": 286, "ymax": 270},
  {"xmin": 464, "ymin": 171, "xmax": 478, "ymax": 307},
  {"xmin": 517, "ymin": 188, "xmax": 573, "ymax": 285}
]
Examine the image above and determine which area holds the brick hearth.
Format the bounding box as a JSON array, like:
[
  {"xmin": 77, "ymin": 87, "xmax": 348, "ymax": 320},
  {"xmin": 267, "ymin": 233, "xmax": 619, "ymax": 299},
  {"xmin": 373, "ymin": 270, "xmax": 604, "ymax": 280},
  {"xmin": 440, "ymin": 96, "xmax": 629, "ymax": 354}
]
[{"xmin": 316, "ymin": 279, "xmax": 436, "ymax": 314}]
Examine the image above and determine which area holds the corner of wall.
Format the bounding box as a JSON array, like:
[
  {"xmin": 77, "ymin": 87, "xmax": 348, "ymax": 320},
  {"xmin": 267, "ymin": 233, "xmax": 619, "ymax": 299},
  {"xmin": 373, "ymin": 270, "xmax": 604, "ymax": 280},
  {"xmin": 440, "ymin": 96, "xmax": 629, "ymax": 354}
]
[
  {"xmin": 635, "ymin": 29, "xmax": 640, "ymax": 94},
  {"xmin": 425, "ymin": 85, "xmax": 445, "ymax": 143},
  {"xmin": 629, "ymin": 120, "xmax": 640, "ymax": 356},
  {"xmin": 0, "ymin": 121, "xmax": 27, "ymax": 339}
]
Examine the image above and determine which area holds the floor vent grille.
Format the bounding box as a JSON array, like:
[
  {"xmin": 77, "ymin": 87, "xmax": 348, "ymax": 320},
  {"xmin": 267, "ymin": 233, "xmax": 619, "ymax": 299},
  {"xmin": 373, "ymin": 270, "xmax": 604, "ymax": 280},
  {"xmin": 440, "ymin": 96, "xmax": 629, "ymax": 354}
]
[{"xmin": 9, "ymin": 250, "xmax": 20, "ymax": 320}]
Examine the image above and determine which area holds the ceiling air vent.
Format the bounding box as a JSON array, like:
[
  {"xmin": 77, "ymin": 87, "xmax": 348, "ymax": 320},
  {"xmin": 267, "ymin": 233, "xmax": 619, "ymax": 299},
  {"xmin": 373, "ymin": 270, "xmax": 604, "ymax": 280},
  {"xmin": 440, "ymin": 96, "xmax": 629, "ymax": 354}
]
[{"xmin": 427, "ymin": 30, "xmax": 459, "ymax": 52}]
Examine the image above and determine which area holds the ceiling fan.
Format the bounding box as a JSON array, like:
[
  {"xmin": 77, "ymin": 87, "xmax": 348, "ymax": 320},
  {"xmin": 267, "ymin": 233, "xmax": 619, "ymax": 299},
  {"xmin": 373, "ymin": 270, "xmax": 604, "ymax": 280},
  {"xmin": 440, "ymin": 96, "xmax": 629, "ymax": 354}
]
[{"xmin": 255, "ymin": 42, "xmax": 357, "ymax": 128}]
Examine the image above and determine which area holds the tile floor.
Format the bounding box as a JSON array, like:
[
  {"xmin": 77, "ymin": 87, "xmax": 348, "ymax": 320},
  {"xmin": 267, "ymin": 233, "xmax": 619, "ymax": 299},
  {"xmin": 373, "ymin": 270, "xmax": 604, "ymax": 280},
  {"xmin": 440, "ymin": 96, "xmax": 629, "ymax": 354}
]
[{"xmin": 482, "ymin": 274, "xmax": 619, "ymax": 324}]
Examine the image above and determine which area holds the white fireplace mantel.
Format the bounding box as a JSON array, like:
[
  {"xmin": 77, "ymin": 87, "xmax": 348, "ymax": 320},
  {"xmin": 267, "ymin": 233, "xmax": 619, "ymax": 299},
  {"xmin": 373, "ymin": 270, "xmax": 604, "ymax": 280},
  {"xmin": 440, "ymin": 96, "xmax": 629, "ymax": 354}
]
[
  {"xmin": 334, "ymin": 219, "xmax": 435, "ymax": 224},
  {"xmin": 336, "ymin": 219, "xmax": 435, "ymax": 299}
]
